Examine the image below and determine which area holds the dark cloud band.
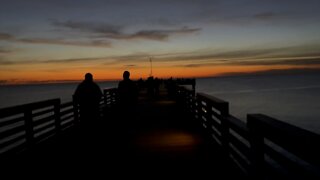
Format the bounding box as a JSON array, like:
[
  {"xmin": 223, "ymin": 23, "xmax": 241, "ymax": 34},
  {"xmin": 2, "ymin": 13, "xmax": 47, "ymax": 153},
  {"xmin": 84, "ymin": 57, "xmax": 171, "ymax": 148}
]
[{"xmin": 52, "ymin": 20, "xmax": 201, "ymax": 41}]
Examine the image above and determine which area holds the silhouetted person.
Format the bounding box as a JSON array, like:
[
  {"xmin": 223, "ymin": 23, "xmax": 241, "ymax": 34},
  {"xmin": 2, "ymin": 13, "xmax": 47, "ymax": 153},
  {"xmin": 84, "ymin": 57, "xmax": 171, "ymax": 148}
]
[
  {"xmin": 74, "ymin": 73, "xmax": 102, "ymax": 126},
  {"xmin": 137, "ymin": 78, "xmax": 145, "ymax": 90},
  {"xmin": 118, "ymin": 71, "xmax": 138, "ymax": 108},
  {"xmin": 154, "ymin": 77, "xmax": 160, "ymax": 97},
  {"xmin": 166, "ymin": 77, "xmax": 175, "ymax": 97},
  {"xmin": 146, "ymin": 76, "xmax": 155, "ymax": 97}
]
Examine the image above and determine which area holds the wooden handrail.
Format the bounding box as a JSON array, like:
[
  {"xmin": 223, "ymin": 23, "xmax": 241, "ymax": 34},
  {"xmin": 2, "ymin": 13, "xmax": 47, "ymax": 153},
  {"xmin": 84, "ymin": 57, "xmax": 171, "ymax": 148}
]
[
  {"xmin": 0, "ymin": 98, "xmax": 61, "ymax": 155},
  {"xmin": 247, "ymin": 114, "xmax": 320, "ymax": 179},
  {"xmin": 176, "ymin": 85, "xmax": 320, "ymax": 179},
  {"xmin": 0, "ymin": 87, "xmax": 120, "ymax": 156},
  {"xmin": 248, "ymin": 114, "xmax": 320, "ymax": 165}
]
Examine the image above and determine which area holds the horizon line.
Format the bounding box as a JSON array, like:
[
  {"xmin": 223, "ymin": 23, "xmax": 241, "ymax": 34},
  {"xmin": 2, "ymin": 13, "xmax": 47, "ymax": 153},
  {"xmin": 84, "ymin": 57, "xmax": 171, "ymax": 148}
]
[{"xmin": 1, "ymin": 67, "xmax": 320, "ymax": 86}]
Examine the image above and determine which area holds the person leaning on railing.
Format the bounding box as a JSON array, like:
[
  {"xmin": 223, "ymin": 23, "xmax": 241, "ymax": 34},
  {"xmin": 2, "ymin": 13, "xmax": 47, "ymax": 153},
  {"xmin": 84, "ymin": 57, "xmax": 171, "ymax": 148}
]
[{"xmin": 74, "ymin": 73, "xmax": 102, "ymax": 126}]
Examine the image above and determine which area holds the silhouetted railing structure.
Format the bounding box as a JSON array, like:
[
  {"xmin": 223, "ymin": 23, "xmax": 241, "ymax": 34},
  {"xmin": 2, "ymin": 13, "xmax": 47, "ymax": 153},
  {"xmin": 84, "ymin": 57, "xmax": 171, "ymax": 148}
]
[
  {"xmin": 103, "ymin": 88, "xmax": 118, "ymax": 107},
  {"xmin": 0, "ymin": 99, "xmax": 69, "ymax": 155},
  {"xmin": 1, "ymin": 80, "xmax": 319, "ymax": 179},
  {"xmin": 0, "ymin": 90, "xmax": 112, "ymax": 157},
  {"xmin": 175, "ymin": 85, "xmax": 320, "ymax": 179}
]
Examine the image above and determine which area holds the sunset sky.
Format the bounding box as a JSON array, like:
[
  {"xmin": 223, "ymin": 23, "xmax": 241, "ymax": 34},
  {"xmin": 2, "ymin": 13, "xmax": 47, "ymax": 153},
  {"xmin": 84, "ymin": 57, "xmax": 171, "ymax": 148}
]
[{"xmin": 1, "ymin": 0, "xmax": 320, "ymax": 83}]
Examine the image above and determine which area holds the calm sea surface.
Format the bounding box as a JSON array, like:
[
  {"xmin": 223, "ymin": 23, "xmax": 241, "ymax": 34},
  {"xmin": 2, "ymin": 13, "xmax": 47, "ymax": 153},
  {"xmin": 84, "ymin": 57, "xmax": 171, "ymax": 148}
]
[
  {"xmin": 1, "ymin": 73, "xmax": 320, "ymax": 133},
  {"xmin": 196, "ymin": 73, "xmax": 320, "ymax": 134},
  {"xmin": 0, "ymin": 81, "xmax": 118, "ymax": 107}
]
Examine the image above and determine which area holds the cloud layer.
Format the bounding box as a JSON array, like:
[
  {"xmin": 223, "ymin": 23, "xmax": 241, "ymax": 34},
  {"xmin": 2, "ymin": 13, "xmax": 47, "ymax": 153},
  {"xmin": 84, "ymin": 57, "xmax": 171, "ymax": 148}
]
[
  {"xmin": 0, "ymin": 20, "xmax": 201, "ymax": 48},
  {"xmin": 2, "ymin": 44, "xmax": 320, "ymax": 68},
  {"xmin": 0, "ymin": 32, "xmax": 112, "ymax": 47},
  {"xmin": 52, "ymin": 20, "xmax": 201, "ymax": 41}
]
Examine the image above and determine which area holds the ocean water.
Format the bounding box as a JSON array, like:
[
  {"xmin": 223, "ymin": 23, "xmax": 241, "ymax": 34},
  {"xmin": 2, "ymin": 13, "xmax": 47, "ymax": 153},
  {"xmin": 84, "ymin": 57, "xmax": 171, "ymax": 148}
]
[
  {"xmin": 0, "ymin": 73, "xmax": 319, "ymax": 134},
  {"xmin": 196, "ymin": 72, "xmax": 320, "ymax": 134},
  {"xmin": 0, "ymin": 81, "xmax": 118, "ymax": 108}
]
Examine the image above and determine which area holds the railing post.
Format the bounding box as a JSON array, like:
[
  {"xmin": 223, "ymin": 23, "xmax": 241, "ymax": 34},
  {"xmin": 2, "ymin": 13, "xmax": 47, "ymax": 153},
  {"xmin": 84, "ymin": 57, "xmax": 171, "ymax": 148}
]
[
  {"xmin": 109, "ymin": 90, "xmax": 113, "ymax": 105},
  {"xmin": 247, "ymin": 114, "xmax": 265, "ymax": 179},
  {"xmin": 181, "ymin": 88, "xmax": 187, "ymax": 110},
  {"xmin": 72, "ymin": 96, "xmax": 79, "ymax": 124},
  {"xmin": 104, "ymin": 90, "xmax": 108, "ymax": 105},
  {"xmin": 24, "ymin": 107, "xmax": 34, "ymax": 148},
  {"xmin": 192, "ymin": 79, "xmax": 196, "ymax": 96},
  {"xmin": 220, "ymin": 103, "xmax": 230, "ymax": 156},
  {"xmin": 195, "ymin": 95, "xmax": 203, "ymax": 122},
  {"xmin": 192, "ymin": 95, "xmax": 198, "ymax": 120},
  {"xmin": 54, "ymin": 99, "xmax": 61, "ymax": 133},
  {"xmin": 191, "ymin": 96, "xmax": 197, "ymax": 118},
  {"xmin": 114, "ymin": 90, "xmax": 119, "ymax": 105},
  {"xmin": 186, "ymin": 91, "xmax": 193, "ymax": 113}
]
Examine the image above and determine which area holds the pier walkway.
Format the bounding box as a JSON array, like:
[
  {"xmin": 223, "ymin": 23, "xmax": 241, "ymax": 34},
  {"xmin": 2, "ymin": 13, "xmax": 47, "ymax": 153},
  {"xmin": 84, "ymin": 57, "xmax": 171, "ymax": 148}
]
[
  {"xmin": 1, "ymin": 80, "xmax": 319, "ymax": 179},
  {"xmin": 4, "ymin": 85, "xmax": 240, "ymax": 178}
]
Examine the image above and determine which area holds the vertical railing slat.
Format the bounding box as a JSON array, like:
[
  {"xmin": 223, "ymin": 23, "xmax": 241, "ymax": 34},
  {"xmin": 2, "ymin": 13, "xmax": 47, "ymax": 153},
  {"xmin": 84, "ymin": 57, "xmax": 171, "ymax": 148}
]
[
  {"xmin": 247, "ymin": 115, "xmax": 265, "ymax": 178},
  {"xmin": 24, "ymin": 107, "xmax": 34, "ymax": 148},
  {"xmin": 54, "ymin": 99, "xmax": 61, "ymax": 133}
]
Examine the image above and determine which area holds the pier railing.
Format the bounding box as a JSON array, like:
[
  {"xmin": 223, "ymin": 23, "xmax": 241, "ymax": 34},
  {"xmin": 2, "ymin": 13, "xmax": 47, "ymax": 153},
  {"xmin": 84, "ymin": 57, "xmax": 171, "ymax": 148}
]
[
  {"xmin": 103, "ymin": 88, "xmax": 119, "ymax": 107},
  {"xmin": 0, "ymin": 99, "xmax": 69, "ymax": 156},
  {"xmin": 0, "ymin": 88, "xmax": 118, "ymax": 157},
  {"xmin": 175, "ymin": 85, "xmax": 320, "ymax": 179}
]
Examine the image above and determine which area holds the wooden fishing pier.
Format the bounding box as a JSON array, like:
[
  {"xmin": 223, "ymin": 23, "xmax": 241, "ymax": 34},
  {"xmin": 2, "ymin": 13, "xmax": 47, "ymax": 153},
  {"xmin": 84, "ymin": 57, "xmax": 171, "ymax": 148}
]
[{"xmin": 0, "ymin": 79, "xmax": 319, "ymax": 179}]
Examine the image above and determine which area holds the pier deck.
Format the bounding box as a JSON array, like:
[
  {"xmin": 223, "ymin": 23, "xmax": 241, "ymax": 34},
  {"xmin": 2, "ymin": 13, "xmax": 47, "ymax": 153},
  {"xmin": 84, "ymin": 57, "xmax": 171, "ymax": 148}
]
[
  {"xmin": 2, "ymin": 81, "xmax": 319, "ymax": 179},
  {"xmin": 5, "ymin": 86, "xmax": 240, "ymax": 178}
]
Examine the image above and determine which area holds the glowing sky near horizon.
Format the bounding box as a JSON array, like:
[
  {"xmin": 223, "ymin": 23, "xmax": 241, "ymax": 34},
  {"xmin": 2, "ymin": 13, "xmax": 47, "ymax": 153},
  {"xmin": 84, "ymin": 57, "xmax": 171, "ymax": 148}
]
[{"xmin": 1, "ymin": 0, "xmax": 320, "ymax": 83}]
